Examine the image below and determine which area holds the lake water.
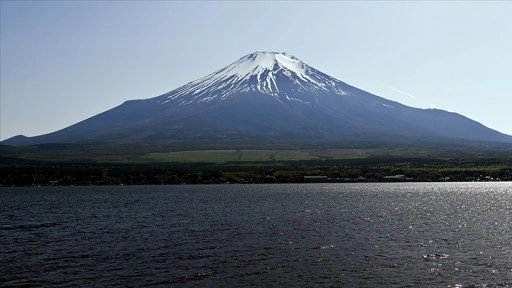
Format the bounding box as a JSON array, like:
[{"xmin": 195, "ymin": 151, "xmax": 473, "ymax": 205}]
[{"xmin": 1, "ymin": 183, "xmax": 511, "ymax": 287}]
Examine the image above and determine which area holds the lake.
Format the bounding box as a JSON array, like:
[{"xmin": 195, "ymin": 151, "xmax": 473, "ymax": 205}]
[{"xmin": 1, "ymin": 183, "xmax": 511, "ymax": 287}]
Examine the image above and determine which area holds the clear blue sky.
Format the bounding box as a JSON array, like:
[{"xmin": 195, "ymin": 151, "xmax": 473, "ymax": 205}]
[{"xmin": 1, "ymin": 1, "xmax": 511, "ymax": 141}]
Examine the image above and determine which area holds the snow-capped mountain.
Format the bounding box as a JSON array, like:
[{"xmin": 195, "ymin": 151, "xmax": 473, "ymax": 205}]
[
  {"xmin": 3, "ymin": 51, "xmax": 512, "ymax": 146},
  {"xmin": 158, "ymin": 52, "xmax": 348, "ymax": 106}
]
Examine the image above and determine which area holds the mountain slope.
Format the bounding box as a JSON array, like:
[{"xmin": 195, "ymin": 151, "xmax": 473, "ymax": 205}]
[{"xmin": 3, "ymin": 51, "xmax": 512, "ymax": 146}]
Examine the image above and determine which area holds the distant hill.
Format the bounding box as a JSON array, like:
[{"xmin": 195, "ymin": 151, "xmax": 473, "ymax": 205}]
[{"xmin": 3, "ymin": 51, "xmax": 512, "ymax": 147}]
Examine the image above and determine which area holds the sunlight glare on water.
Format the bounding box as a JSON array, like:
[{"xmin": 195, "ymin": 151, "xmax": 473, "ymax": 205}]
[{"xmin": 1, "ymin": 182, "xmax": 511, "ymax": 287}]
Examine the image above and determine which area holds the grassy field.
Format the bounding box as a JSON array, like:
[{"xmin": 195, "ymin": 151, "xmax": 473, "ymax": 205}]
[
  {"xmin": 2, "ymin": 141, "xmax": 512, "ymax": 164},
  {"xmin": 143, "ymin": 149, "xmax": 320, "ymax": 163},
  {"xmin": 142, "ymin": 148, "xmax": 461, "ymax": 163},
  {"xmin": 2, "ymin": 144, "xmax": 512, "ymax": 186}
]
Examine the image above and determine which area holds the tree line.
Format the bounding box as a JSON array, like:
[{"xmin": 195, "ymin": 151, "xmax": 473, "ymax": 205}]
[{"xmin": 1, "ymin": 157, "xmax": 511, "ymax": 186}]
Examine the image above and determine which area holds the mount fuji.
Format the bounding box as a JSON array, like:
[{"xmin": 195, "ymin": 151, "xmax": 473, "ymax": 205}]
[{"xmin": 3, "ymin": 51, "xmax": 512, "ymax": 146}]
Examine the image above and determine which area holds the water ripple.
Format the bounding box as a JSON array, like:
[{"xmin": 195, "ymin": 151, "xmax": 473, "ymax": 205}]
[{"xmin": 1, "ymin": 183, "xmax": 511, "ymax": 287}]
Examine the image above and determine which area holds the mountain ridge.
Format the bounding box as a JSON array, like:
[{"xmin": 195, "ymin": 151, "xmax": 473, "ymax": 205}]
[{"xmin": 3, "ymin": 51, "xmax": 512, "ymax": 146}]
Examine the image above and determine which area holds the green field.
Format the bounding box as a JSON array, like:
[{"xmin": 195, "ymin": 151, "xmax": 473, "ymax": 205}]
[
  {"xmin": 2, "ymin": 142, "xmax": 512, "ymax": 164},
  {"xmin": 2, "ymin": 144, "xmax": 512, "ymax": 186},
  {"xmin": 142, "ymin": 148, "xmax": 465, "ymax": 163},
  {"xmin": 144, "ymin": 149, "xmax": 320, "ymax": 163}
]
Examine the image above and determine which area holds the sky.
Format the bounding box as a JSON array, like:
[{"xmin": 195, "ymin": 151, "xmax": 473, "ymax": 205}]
[{"xmin": 1, "ymin": 1, "xmax": 511, "ymax": 141}]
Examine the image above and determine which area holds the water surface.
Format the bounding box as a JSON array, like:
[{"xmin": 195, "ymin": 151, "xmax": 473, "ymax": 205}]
[{"xmin": 1, "ymin": 183, "xmax": 511, "ymax": 287}]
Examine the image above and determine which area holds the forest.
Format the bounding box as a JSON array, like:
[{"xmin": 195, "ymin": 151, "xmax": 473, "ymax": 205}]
[{"xmin": 1, "ymin": 155, "xmax": 511, "ymax": 187}]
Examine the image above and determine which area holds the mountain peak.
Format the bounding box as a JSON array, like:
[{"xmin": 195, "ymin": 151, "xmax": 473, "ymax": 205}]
[
  {"xmin": 235, "ymin": 51, "xmax": 307, "ymax": 80},
  {"xmin": 243, "ymin": 51, "xmax": 300, "ymax": 69},
  {"xmin": 159, "ymin": 51, "xmax": 346, "ymax": 105}
]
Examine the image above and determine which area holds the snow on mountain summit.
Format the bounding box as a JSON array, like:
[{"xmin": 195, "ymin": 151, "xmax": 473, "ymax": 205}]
[
  {"xmin": 228, "ymin": 52, "xmax": 311, "ymax": 82},
  {"xmin": 158, "ymin": 52, "xmax": 348, "ymax": 106}
]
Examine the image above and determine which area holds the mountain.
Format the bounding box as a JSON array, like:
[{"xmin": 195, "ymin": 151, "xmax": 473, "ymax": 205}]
[{"xmin": 3, "ymin": 51, "xmax": 512, "ymax": 146}]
